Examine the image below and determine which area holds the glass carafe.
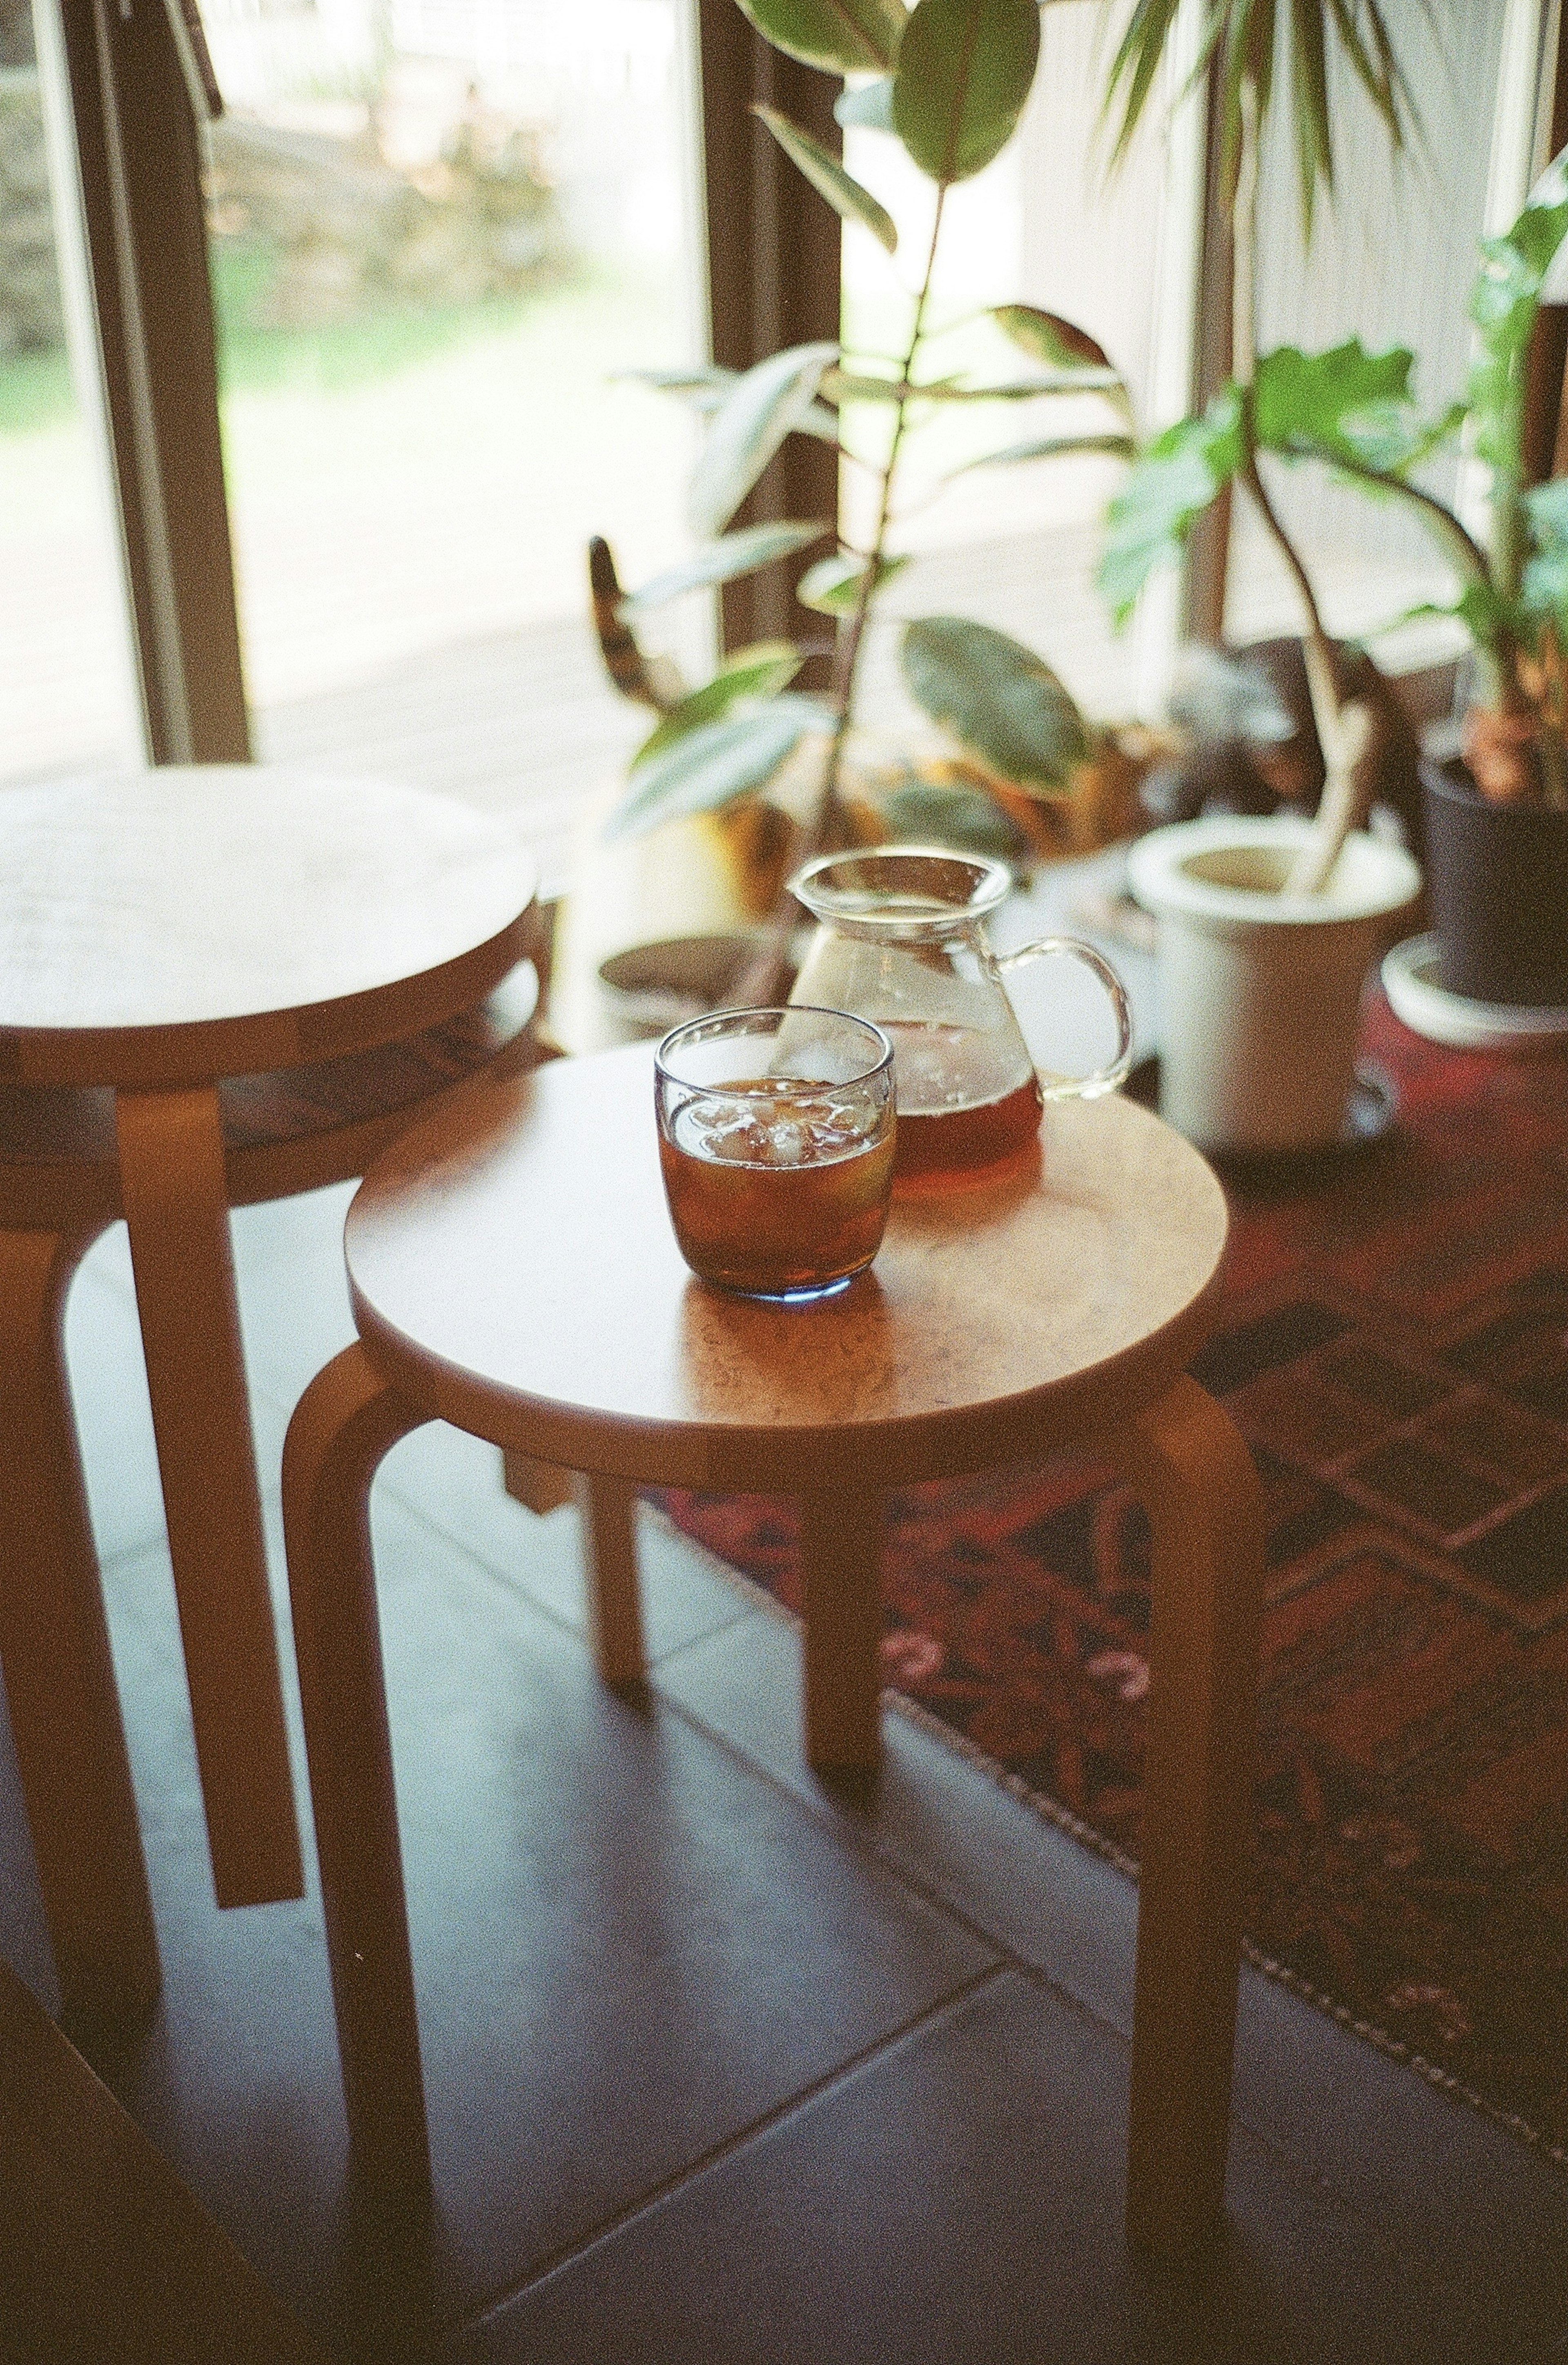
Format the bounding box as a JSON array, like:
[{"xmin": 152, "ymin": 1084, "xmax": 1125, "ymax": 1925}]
[{"xmin": 788, "ymin": 849, "xmax": 1132, "ymax": 1180}]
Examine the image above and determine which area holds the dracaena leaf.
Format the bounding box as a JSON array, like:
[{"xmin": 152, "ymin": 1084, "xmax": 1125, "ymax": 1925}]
[
  {"xmin": 892, "ymin": 0, "xmax": 1040, "ymax": 185},
  {"xmin": 753, "ymin": 106, "xmax": 898, "ymax": 252},
  {"xmin": 689, "ymin": 342, "xmax": 840, "ymax": 539},
  {"xmin": 734, "ymin": 0, "xmax": 907, "ymax": 74},
  {"xmin": 1097, "ymin": 391, "xmax": 1245, "ymax": 626},
  {"xmin": 901, "ymin": 615, "xmax": 1087, "ymax": 791},
  {"xmin": 632, "ymin": 644, "xmax": 805, "ymax": 768},
  {"xmin": 796, "ymin": 550, "xmax": 910, "ymax": 612},
  {"xmin": 606, "ymin": 695, "xmax": 831, "ymax": 840},
  {"xmin": 619, "ymin": 522, "xmax": 829, "ymax": 614}
]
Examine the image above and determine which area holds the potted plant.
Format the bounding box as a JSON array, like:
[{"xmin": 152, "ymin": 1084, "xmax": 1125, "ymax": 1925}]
[
  {"xmin": 1092, "ymin": 2, "xmax": 1429, "ymax": 1152},
  {"xmin": 570, "ymin": 0, "xmax": 1143, "ymax": 1022}
]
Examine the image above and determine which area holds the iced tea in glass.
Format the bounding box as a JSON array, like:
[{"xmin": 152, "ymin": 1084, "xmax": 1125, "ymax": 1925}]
[{"xmin": 655, "ymin": 1007, "xmax": 895, "ymax": 1299}]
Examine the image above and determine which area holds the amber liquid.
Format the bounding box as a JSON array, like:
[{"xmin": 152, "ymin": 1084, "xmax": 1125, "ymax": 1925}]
[
  {"xmin": 659, "ymin": 1080, "xmax": 895, "ymax": 1296},
  {"xmin": 881, "ymin": 1021, "xmax": 1044, "ymax": 1180}
]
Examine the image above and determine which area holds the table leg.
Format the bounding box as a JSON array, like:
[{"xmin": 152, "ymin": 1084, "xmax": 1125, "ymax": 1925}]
[
  {"xmin": 115, "ymin": 1085, "xmax": 303, "ymax": 1910},
  {"xmin": 1106, "ymin": 1376, "xmax": 1265, "ymax": 2256},
  {"xmin": 800, "ymin": 1487, "xmax": 885, "ymax": 1773},
  {"xmin": 0, "ymin": 1225, "xmax": 160, "ymax": 2024},
  {"xmin": 572, "ymin": 1474, "xmax": 646, "ymax": 1687},
  {"xmin": 282, "ymin": 1343, "xmax": 431, "ymax": 2195}
]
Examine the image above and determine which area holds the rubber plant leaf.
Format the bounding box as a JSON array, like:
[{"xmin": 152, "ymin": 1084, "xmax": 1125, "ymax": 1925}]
[
  {"xmin": 901, "ymin": 615, "xmax": 1087, "ymax": 793},
  {"xmin": 822, "ymin": 367, "xmax": 1122, "ymax": 404},
  {"xmin": 990, "ymin": 303, "xmax": 1133, "ymax": 422},
  {"xmin": 835, "ymin": 75, "xmax": 897, "ymax": 128},
  {"xmin": 880, "ymin": 777, "xmax": 1027, "ymax": 857},
  {"xmin": 753, "ymin": 107, "xmax": 898, "ymax": 252},
  {"xmin": 606, "ymin": 696, "xmax": 832, "ymax": 840},
  {"xmin": 632, "ymin": 643, "xmax": 806, "ymax": 767},
  {"xmin": 734, "ymin": 0, "xmax": 907, "ymax": 74},
  {"xmin": 947, "ymin": 431, "xmax": 1134, "ymax": 479},
  {"xmin": 1098, "ymin": 388, "xmax": 1245, "ymax": 626},
  {"xmin": 796, "ymin": 550, "xmax": 911, "ymax": 613},
  {"xmin": 618, "ymin": 364, "xmax": 735, "ymax": 413},
  {"xmin": 689, "ymin": 342, "xmax": 840, "ymax": 539},
  {"xmin": 891, "ymin": 0, "xmax": 1040, "ymax": 185},
  {"xmin": 620, "ymin": 522, "xmax": 830, "ymax": 614}
]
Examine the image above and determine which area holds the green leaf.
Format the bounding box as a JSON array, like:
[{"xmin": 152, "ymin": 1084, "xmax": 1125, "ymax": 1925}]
[
  {"xmin": 1098, "ymin": 390, "xmax": 1244, "ymax": 625},
  {"xmin": 989, "ymin": 304, "xmax": 1116, "ymax": 374},
  {"xmin": 835, "ymin": 76, "xmax": 898, "ymax": 128},
  {"xmin": 689, "ymin": 342, "xmax": 840, "ymax": 539},
  {"xmin": 947, "ymin": 431, "xmax": 1135, "ymax": 479},
  {"xmin": 618, "ymin": 364, "xmax": 735, "ymax": 414},
  {"xmin": 734, "ymin": 0, "xmax": 907, "ymax": 74},
  {"xmin": 822, "ymin": 366, "xmax": 1122, "ymax": 404},
  {"xmin": 606, "ymin": 696, "xmax": 831, "ymax": 840},
  {"xmin": 620, "ymin": 522, "xmax": 829, "ymax": 614},
  {"xmin": 796, "ymin": 550, "xmax": 911, "ymax": 612},
  {"xmin": 891, "ymin": 0, "xmax": 1040, "ymax": 185},
  {"xmin": 1251, "ymin": 339, "xmax": 1433, "ymax": 473},
  {"xmin": 901, "ymin": 615, "xmax": 1087, "ymax": 791},
  {"xmin": 753, "ymin": 106, "xmax": 898, "ymax": 252},
  {"xmin": 632, "ymin": 643, "xmax": 805, "ymax": 768},
  {"xmin": 1102, "ymin": 0, "xmax": 1421, "ymax": 240},
  {"xmin": 880, "ymin": 777, "xmax": 1027, "ymax": 857},
  {"xmin": 1523, "ymin": 478, "xmax": 1568, "ymax": 628}
]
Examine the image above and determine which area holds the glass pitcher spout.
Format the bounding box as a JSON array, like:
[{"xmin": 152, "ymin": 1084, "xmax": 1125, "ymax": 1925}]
[{"xmin": 787, "ymin": 847, "xmax": 1132, "ymax": 1180}]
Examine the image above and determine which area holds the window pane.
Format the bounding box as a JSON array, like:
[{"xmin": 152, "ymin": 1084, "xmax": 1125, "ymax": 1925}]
[
  {"xmin": 200, "ymin": 0, "xmax": 702, "ymax": 884},
  {"xmin": 0, "ymin": 0, "xmax": 141, "ymax": 788}
]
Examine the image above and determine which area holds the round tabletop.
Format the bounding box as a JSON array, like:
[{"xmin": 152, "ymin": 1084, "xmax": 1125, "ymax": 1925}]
[
  {"xmin": 345, "ymin": 1044, "xmax": 1229, "ymax": 1491},
  {"xmin": 0, "ymin": 767, "xmax": 539, "ymax": 1088}
]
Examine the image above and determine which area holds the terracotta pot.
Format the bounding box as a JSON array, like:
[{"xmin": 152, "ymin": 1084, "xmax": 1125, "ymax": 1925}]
[{"xmin": 1421, "ymin": 755, "xmax": 1568, "ymax": 1007}]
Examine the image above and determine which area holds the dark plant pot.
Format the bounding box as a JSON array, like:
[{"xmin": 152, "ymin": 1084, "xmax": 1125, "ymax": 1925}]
[{"xmin": 1420, "ymin": 756, "xmax": 1568, "ymax": 1006}]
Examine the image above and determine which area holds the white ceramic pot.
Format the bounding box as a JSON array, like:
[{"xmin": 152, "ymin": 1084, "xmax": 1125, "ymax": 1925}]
[{"xmin": 1126, "ymin": 815, "xmax": 1421, "ymax": 1155}]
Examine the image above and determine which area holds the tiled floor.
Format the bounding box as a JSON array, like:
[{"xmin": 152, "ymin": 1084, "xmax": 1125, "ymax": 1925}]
[{"xmin": 3, "ymin": 1187, "xmax": 1568, "ymax": 2361}]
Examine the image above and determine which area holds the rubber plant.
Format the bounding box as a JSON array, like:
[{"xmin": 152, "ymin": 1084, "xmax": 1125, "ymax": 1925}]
[
  {"xmin": 1095, "ymin": 0, "xmax": 1428, "ymax": 888},
  {"xmin": 590, "ymin": 0, "xmax": 1136, "ymax": 968}
]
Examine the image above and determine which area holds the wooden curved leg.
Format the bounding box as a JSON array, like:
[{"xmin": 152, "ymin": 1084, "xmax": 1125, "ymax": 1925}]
[
  {"xmin": 0, "ymin": 1225, "xmax": 160, "ymax": 2025},
  {"xmin": 1105, "ymin": 1376, "xmax": 1265, "ymax": 2256},
  {"xmin": 116, "ymin": 1085, "xmax": 303, "ymax": 1909},
  {"xmin": 801, "ymin": 1487, "xmax": 885, "ymax": 1773},
  {"xmin": 572, "ymin": 1474, "xmax": 646, "ymax": 1686},
  {"xmin": 282, "ymin": 1344, "xmax": 432, "ymax": 2195}
]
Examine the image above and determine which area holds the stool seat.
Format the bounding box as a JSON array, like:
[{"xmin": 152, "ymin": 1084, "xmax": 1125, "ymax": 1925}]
[{"xmin": 0, "ymin": 961, "xmax": 545, "ymax": 1227}]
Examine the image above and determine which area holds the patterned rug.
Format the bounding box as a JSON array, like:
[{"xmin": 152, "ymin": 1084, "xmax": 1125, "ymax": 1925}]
[{"xmin": 662, "ymin": 993, "xmax": 1568, "ymax": 2167}]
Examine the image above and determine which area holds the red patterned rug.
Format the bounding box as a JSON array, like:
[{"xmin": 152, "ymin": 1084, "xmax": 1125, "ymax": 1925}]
[{"xmin": 662, "ymin": 993, "xmax": 1568, "ymax": 2167}]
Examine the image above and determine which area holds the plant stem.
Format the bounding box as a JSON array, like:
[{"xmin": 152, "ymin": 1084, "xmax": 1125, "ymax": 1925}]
[
  {"xmin": 813, "ymin": 185, "xmax": 949, "ymax": 846},
  {"xmin": 728, "ymin": 191, "xmax": 949, "ymax": 1006},
  {"xmin": 1228, "ymin": 73, "xmax": 1365, "ymax": 892}
]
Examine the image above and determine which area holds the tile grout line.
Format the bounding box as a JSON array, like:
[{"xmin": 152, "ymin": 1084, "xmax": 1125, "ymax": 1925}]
[{"xmin": 453, "ymin": 1962, "xmax": 1010, "ymax": 2339}]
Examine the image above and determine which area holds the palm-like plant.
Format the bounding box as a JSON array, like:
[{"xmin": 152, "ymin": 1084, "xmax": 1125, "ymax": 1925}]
[{"xmin": 1096, "ymin": 0, "xmax": 1429, "ymax": 883}]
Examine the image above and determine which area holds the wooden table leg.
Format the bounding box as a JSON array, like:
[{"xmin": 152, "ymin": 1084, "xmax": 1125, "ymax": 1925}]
[
  {"xmin": 800, "ymin": 1487, "xmax": 885, "ymax": 1773},
  {"xmin": 115, "ymin": 1085, "xmax": 303, "ymax": 1911},
  {"xmin": 1106, "ymin": 1375, "xmax": 1265, "ymax": 2256},
  {"xmin": 573, "ymin": 1473, "xmax": 646, "ymax": 1687},
  {"xmin": 0, "ymin": 1225, "xmax": 160, "ymax": 2024},
  {"xmin": 282, "ymin": 1343, "xmax": 431, "ymax": 2196}
]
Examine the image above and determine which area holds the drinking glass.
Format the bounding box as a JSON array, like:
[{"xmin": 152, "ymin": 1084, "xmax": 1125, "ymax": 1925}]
[{"xmin": 654, "ymin": 1007, "xmax": 895, "ymax": 1300}]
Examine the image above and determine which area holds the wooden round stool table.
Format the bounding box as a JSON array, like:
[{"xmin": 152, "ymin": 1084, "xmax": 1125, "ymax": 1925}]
[
  {"xmin": 0, "ymin": 766, "xmax": 540, "ymax": 2002},
  {"xmin": 283, "ymin": 1043, "xmax": 1265, "ymax": 2256}
]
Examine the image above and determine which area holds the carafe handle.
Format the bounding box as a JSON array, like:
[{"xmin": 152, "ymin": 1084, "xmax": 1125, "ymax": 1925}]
[{"xmin": 996, "ymin": 937, "xmax": 1133, "ymax": 1101}]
